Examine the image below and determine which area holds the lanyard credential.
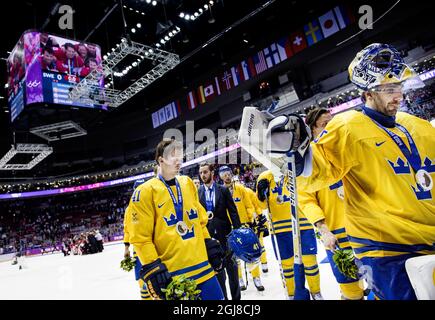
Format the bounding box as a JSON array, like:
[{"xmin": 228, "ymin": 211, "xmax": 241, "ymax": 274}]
[
  {"xmin": 158, "ymin": 175, "xmax": 183, "ymax": 222},
  {"xmin": 205, "ymin": 183, "xmax": 215, "ymax": 212},
  {"xmin": 364, "ymin": 113, "xmax": 433, "ymax": 191}
]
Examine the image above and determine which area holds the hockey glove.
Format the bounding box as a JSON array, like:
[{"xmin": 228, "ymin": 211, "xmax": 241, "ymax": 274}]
[
  {"xmin": 266, "ymin": 114, "xmax": 312, "ymax": 176},
  {"xmin": 205, "ymin": 238, "xmax": 225, "ymax": 272},
  {"xmin": 257, "ymin": 179, "xmax": 270, "ymax": 202},
  {"xmin": 140, "ymin": 258, "xmax": 173, "ymax": 300},
  {"xmin": 256, "ymin": 214, "xmax": 267, "ymax": 228}
]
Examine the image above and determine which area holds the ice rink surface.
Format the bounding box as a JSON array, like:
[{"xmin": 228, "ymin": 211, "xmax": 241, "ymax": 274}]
[{"xmin": 0, "ymin": 237, "xmax": 342, "ymax": 300}]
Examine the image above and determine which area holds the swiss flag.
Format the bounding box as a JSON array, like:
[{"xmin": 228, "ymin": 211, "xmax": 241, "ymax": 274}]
[{"xmin": 290, "ymin": 31, "xmax": 307, "ymax": 54}]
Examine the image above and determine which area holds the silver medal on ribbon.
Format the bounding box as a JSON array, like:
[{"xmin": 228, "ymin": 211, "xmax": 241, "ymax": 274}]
[
  {"xmin": 416, "ymin": 169, "xmax": 433, "ymax": 191},
  {"xmin": 207, "ymin": 211, "xmax": 214, "ymax": 220},
  {"xmin": 276, "ymin": 195, "xmax": 283, "ymax": 204},
  {"xmin": 176, "ymin": 221, "xmax": 189, "ymax": 236}
]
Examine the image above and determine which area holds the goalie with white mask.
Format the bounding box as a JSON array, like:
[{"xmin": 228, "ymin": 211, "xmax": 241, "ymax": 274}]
[{"xmin": 240, "ymin": 43, "xmax": 435, "ymax": 300}]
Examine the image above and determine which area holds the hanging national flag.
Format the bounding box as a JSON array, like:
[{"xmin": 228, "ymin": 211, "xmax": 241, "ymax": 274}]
[
  {"xmin": 165, "ymin": 103, "xmax": 174, "ymax": 121},
  {"xmin": 220, "ymin": 71, "xmax": 233, "ymax": 91},
  {"xmin": 290, "ymin": 31, "xmax": 307, "ymax": 53},
  {"xmin": 333, "ymin": 5, "xmax": 355, "ymax": 29},
  {"xmin": 318, "ymin": 9, "xmax": 340, "ymax": 38},
  {"xmin": 158, "ymin": 108, "xmax": 167, "ymax": 124},
  {"xmin": 152, "ymin": 112, "xmax": 160, "ymax": 128},
  {"xmin": 240, "ymin": 58, "xmax": 257, "ymax": 81},
  {"xmin": 304, "ymin": 20, "xmax": 324, "ymax": 46},
  {"xmin": 276, "ymin": 36, "xmax": 293, "ymax": 61},
  {"xmin": 252, "ymin": 51, "xmax": 268, "ymax": 74},
  {"xmin": 263, "ymin": 43, "xmax": 281, "ymax": 68},
  {"xmin": 197, "ymin": 85, "xmax": 206, "ymax": 104},
  {"xmin": 203, "ymin": 82, "xmax": 215, "ymax": 102},
  {"xmin": 214, "ymin": 76, "xmax": 221, "ymax": 96},
  {"xmin": 187, "ymin": 91, "xmax": 198, "ymax": 110},
  {"xmin": 174, "ymin": 100, "xmax": 181, "ymax": 117},
  {"xmin": 231, "ymin": 65, "xmax": 243, "ymax": 87}
]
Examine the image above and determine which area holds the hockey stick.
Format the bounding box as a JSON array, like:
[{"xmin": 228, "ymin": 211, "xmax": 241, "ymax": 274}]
[
  {"xmin": 286, "ymin": 154, "xmax": 310, "ymax": 300},
  {"xmin": 238, "ymin": 106, "xmax": 309, "ymax": 300},
  {"xmin": 263, "ymin": 192, "xmax": 289, "ymax": 299}
]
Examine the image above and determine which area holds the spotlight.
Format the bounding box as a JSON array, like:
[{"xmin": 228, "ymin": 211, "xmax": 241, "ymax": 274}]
[
  {"xmin": 168, "ymin": 32, "xmax": 173, "ymax": 37},
  {"xmin": 179, "ymin": 12, "xmax": 185, "ymax": 18},
  {"xmin": 103, "ymin": 55, "xmax": 107, "ymax": 60},
  {"xmin": 131, "ymin": 28, "xmax": 136, "ymax": 33},
  {"xmin": 148, "ymin": 49, "xmax": 153, "ymax": 53},
  {"xmin": 209, "ymin": 0, "xmax": 214, "ymax": 5},
  {"xmin": 184, "ymin": 14, "xmax": 190, "ymax": 20},
  {"xmin": 156, "ymin": 43, "xmax": 160, "ymax": 47},
  {"xmin": 160, "ymin": 39, "xmax": 165, "ymax": 44},
  {"xmin": 164, "ymin": 35, "xmax": 170, "ymax": 41},
  {"xmin": 137, "ymin": 23, "xmax": 142, "ymax": 28},
  {"xmin": 199, "ymin": 8, "xmax": 203, "ymax": 13},
  {"xmin": 132, "ymin": 62, "xmax": 138, "ymax": 67},
  {"xmin": 152, "ymin": 0, "xmax": 157, "ymax": 6},
  {"xmin": 194, "ymin": 12, "xmax": 199, "ymax": 17},
  {"xmin": 146, "ymin": 0, "xmax": 151, "ymax": 3},
  {"xmin": 122, "ymin": 70, "xmax": 128, "ymax": 75},
  {"xmin": 204, "ymin": 4, "xmax": 208, "ymax": 9}
]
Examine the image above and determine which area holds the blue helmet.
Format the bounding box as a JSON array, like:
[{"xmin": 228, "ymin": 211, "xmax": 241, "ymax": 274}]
[
  {"xmin": 227, "ymin": 228, "xmax": 261, "ymax": 264},
  {"xmin": 219, "ymin": 165, "xmax": 232, "ymax": 174},
  {"xmin": 133, "ymin": 179, "xmax": 145, "ymax": 190}
]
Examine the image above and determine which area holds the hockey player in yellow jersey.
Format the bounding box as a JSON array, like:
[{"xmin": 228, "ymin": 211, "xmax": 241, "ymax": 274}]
[
  {"xmin": 126, "ymin": 139, "xmax": 225, "ymax": 300},
  {"xmin": 244, "ymin": 184, "xmax": 269, "ymax": 274},
  {"xmin": 262, "ymin": 44, "xmax": 435, "ymax": 300},
  {"xmin": 299, "ymin": 107, "xmax": 365, "ymax": 300},
  {"xmin": 219, "ymin": 166, "xmax": 265, "ymax": 292},
  {"xmin": 123, "ymin": 204, "xmax": 151, "ymax": 300},
  {"xmin": 256, "ymin": 170, "xmax": 323, "ymax": 300}
]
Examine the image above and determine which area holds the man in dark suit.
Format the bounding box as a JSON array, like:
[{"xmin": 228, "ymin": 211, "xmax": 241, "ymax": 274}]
[{"xmin": 198, "ymin": 163, "xmax": 242, "ymax": 300}]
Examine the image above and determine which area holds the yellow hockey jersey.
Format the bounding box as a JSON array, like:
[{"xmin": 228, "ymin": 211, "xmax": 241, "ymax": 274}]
[
  {"xmin": 299, "ymin": 181, "xmax": 351, "ymax": 249},
  {"xmin": 246, "ymin": 187, "xmax": 262, "ymax": 218},
  {"xmin": 126, "ymin": 175, "xmax": 214, "ymax": 284},
  {"xmin": 123, "ymin": 207, "xmax": 131, "ymax": 244},
  {"xmin": 257, "ymin": 170, "xmax": 314, "ymax": 234},
  {"xmin": 298, "ymin": 111, "xmax": 435, "ymax": 259},
  {"xmin": 229, "ymin": 182, "xmax": 254, "ymax": 224}
]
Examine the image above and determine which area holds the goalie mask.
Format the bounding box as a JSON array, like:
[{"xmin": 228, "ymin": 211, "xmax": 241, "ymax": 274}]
[{"xmin": 349, "ymin": 43, "xmax": 424, "ymax": 92}]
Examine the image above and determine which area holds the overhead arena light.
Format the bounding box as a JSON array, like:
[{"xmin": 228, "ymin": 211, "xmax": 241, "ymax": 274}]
[{"xmin": 0, "ymin": 144, "xmax": 53, "ymax": 170}]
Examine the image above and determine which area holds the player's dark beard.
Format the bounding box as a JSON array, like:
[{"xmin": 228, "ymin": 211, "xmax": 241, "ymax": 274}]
[{"xmin": 204, "ymin": 175, "xmax": 212, "ymax": 184}]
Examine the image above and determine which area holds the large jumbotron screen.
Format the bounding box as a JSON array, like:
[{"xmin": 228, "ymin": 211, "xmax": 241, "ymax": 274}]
[{"xmin": 7, "ymin": 30, "xmax": 106, "ymax": 122}]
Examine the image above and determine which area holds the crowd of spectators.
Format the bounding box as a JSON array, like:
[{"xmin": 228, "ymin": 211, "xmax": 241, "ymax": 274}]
[{"xmin": 0, "ymin": 185, "xmax": 131, "ymax": 256}]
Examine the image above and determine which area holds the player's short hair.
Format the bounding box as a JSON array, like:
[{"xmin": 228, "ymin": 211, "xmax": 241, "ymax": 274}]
[
  {"xmin": 155, "ymin": 139, "xmax": 182, "ymax": 164},
  {"xmin": 199, "ymin": 162, "xmax": 214, "ymax": 172},
  {"xmin": 305, "ymin": 107, "xmax": 330, "ymax": 131}
]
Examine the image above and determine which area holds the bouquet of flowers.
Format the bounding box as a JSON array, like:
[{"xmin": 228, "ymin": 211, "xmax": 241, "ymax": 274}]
[
  {"xmin": 162, "ymin": 275, "xmax": 201, "ymax": 300},
  {"xmin": 120, "ymin": 256, "xmax": 136, "ymax": 272},
  {"xmin": 332, "ymin": 248, "xmax": 359, "ymax": 280}
]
